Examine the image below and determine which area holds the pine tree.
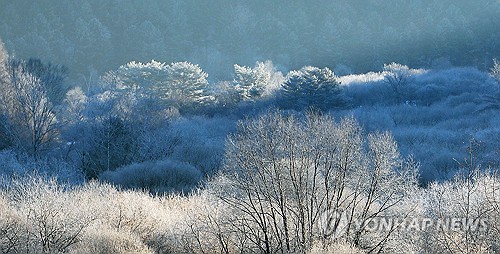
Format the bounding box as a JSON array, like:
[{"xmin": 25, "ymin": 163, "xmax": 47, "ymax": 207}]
[
  {"xmin": 233, "ymin": 62, "xmax": 270, "ymax": 101},
  {"xmin": 280, "ymin": 66, "xmax": 341, "ymax": 110}
]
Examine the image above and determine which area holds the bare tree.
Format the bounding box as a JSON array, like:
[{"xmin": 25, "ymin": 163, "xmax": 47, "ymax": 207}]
[
  {"xmin": 480, "ymin": 59, "xmax": 500, "ymax": 111},
  {"xmin": 8, "ymin": 58, "xmax": 69, "ymax": 105},
  {"xmin": 211, "ymin": 110, "xmax": 418, "ymax": 253},
  {"xmin": 0, "ymin": 39, "xmax": 8, "ymax": 85},
  {"xmin": 421, "ymin": 141, "xmax": 500, "ymax": 253},
  {"xmin": 383, "ymin": 62, "xmax": 414, "ymax": 104},
  {"xmin": 0, "ymin": 67, "xmax": 58, "ymax": 158}
]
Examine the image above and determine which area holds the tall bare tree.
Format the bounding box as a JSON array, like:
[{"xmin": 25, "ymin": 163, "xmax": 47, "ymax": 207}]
[
  {"xmin": 212, "ymin": 110, "xmax": 418, "ymax": 253},
  {"xmin": 0, "ymin": 66, "xmax": 58, "ymax": 158}
]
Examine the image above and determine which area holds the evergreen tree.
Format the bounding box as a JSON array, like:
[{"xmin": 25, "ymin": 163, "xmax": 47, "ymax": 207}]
[
  {"xmin": 233, "ymin": 61, "xmax": 271, "ymax": 101},
  {"xmin": 280, "ymin": 66, "xmax": 341, "ymax": 110},
  {"xmin": 162, "ymin": 61, "xmax": 210, "ymax": 105}
]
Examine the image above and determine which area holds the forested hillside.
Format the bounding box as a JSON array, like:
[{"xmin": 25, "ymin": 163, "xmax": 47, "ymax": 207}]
[
  {"xmin": 0, "ymin": 1, "xmax": 499, "ymax": 253},
  {"xmin": 0, "ymin": 0, "xmax": 498, "ymax": 82}
]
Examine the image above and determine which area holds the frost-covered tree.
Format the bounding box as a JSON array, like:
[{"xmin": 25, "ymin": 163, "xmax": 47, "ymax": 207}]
[
  {"xmin": 233, "ymin": 61, "xmax": 282, "ymax": 101},
  {"xmin": 0, "ymin": 177, "xmax": 95, "ymax": 253},
  {"xmin": 99, "ymin": 60, "xmax": 168, "ymax": 120},
  {"xmin": 211, "ymin": 110, "xmax": 418, "ymax": 253},
  {"xmin": 0, "ymin": 66, "xmax": 58, "ymax": 158},
  {"xmin": 280, "ymin": 66, "xmax": 342, "ymax": 110},
  {"xmin": 100, "ymin": 159, "xmax": 202, "ymax": 193},
  {"xmin": 0, "ymin": 39, "xmax": 10, "ymax": 149},
  {"xmin": 475, "ymin": 59, "xmax": 500, "ymax": 112},
  {"xmin": 382, "ymin": 62, "xmax": 416, "ymax": 103},
  {"xmin": 233, "ymin": 64, "xmax": 267, "ymax": 101},
  {"xmin": 58, "ymin": 85, "xmax": 140, "ymax": 179},
  {"xmin": 8, "ymin": 58, "xmax": 69, "ymax": 105},
  {"xmin": 490, "ymin": 59, "xmax": 500, "ymax": 83},
  {"xmin": 82, "ymin": 116, "xmax": 137, "ymax": 179},
  {"xmin": 417, "ymin": 149, "xmax": 500, "ymax": 253},
  {"xmin": 0, "ymin": 38, "xmax": 8, "ymax": 86},
  {"xmin": 102, "ymin": 60, "xmax": 211, "ymax": 111},
  {"xmin": 211, "ymin": 81, "xmax": 241, "ymax": 110},
  {"xmin": 159, "ymin": 61, "xmax": 211, "ymax": 107},
  {"xmin": 104, "ymin": 60, "xmax": 168, "ymax": 93},
  {"xmin": 0, "ymin": 55, "xmax": 68, "ymax": 157},
  {"xmin": 60, "ymin": 87, "xmax": 87, "ymax": 125}
]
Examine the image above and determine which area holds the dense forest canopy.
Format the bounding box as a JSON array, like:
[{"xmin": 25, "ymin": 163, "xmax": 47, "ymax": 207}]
[{"xmin": 0, "ymin": 0, "xmax": 498, "ymax": 83}]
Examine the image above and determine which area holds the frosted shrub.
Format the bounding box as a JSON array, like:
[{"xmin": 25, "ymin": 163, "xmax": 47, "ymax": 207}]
[
  {"xmin": 68, "ymin": 187, "xmax": 162, "ymax": 254},
  {"xmin": 66, "ymin": 182, "xmax": 177, "ymax": 253},
  {"xmin": 339, "ymin": 71, "xmax": 386, "ymax": 85},
  {"xmin": 154, "ymin": 190, "xmax": 249, "ymax": 254},
  {"xmin": 69, "ymin": 226, "xmax": 152, "ymax": 254},
  {"xmin": 307, "ymin": 240, "xmax": 364, "ymax": 254},
  {"xmin": 401, "ymin": 170, "xmax": 500, "ymax": 253},
  {"xmin": 338, "ymin": 72, "xmax": 388, "ymax": 106},
  {"xmin": 170, "ymin": 140, "xmax": 223, "ymax": 177},
  {"xmin": 0, "ymin": 152, "xmax": 84, "ymax": 185},
  {"xmin": 4, "ymin": 177, "xmax": 95, "ymax": 253},
  {"xmin": 413, "ymin": 67, "xmax": 490, "ymax": 103},
  {"xmin": 100, "ymin": 159, "xmax": 202, "ymax": 193},
  {"xmin": 168, "ymin": 116, "xmax": 233, "ymax": 176},
  {"xmin": 0, "ymin": 166, "xmax": 497, "ymax": 253},
  {"xmin": 0, "ymin": 193, "xmax": 24, "ymax": 253}
]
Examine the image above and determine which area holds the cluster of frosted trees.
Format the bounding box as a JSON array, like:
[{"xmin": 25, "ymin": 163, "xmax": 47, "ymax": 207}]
[
  {"xmin": 0, "ymin": 111, "xmax": 498, "ymax": 253},
  {"xmin": 1, "ymin": 37, "xmax": 500, "ymax": 252},
  {"xmin": 0, "ymin": 37, "xmax": 347, "ymax": 183},
  {"xmin": 93, "ymin": 59, "xmax": 342, "ymax": 114},
  {"xmin": 1, "ymin": 34, "xmax": 499, "ymax": 180}
]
